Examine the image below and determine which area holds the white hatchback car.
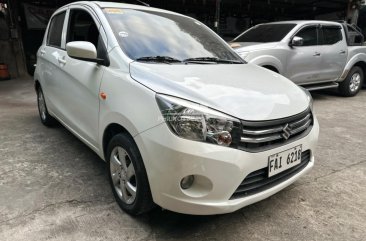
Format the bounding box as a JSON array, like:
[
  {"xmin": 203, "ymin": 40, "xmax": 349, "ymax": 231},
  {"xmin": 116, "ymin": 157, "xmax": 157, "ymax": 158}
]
[{"xmin": 34, "ymin": 1, "xmax": 319, "ymax": 215}]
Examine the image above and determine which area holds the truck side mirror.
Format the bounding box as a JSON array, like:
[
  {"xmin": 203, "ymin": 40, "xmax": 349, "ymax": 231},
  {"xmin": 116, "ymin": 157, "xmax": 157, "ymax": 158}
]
[{"xmin": 290, "ymin": 36, "xmax": 304, "ymax": 47}]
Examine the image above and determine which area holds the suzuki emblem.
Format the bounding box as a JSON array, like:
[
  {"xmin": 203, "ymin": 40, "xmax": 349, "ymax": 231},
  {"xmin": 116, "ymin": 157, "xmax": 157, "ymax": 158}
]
[{"xmin": 282, "ymin": 124, "xmax": 292, "ymax": 140}]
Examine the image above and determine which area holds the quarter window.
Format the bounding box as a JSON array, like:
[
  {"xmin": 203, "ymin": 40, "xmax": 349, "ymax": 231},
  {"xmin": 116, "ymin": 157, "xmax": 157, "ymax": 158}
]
[
  {"xmin": 322, "ymin": 27, "xmax": 342, "ymax": 45},
  {"xmin": 296, "ymin": 26, "xmax": 318, "ymax": 46},
  {"xmin": 47, "ymin": 12, "xmax": 66, "ymax": 48}
]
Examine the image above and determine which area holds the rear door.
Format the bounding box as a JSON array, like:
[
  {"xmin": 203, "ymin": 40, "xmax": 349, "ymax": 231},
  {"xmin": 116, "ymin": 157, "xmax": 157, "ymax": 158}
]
[
  {"xmin": 285, "ymin": 25, "xmax": 323, "ymax": 85},
  {"xmin": 39, "ymin": 10, "xmax": 68, "ymax": 115},
  {"xmin": 317, "ymin": 25, "xmax": 347, "ymax": 81}
]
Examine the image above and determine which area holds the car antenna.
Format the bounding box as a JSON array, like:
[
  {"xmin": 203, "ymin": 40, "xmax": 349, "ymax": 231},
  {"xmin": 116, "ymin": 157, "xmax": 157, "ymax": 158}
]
[{"xmin": 134, "ymin": 0, "xmax": 150, "ymax": 7}]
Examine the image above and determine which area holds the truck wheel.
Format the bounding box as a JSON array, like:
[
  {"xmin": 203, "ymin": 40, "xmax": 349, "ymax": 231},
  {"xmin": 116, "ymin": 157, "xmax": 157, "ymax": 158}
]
[
  {"xmin": 107, "ymin": 133, "xmax": 154, "ymax": 215},
  {"xmin": 339, "ymin": 66, "xmax": 364, "ymax": 97}
]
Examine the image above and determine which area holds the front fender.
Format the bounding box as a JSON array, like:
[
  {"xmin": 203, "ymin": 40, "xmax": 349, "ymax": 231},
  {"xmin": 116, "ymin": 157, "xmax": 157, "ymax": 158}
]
[
  {"xmin": 97, "ymin": 68, "xmax": 164, "ymax": 160},
  {"xmin": 248, "ymin": 55, "xmax": 284, "ymax": 74}
]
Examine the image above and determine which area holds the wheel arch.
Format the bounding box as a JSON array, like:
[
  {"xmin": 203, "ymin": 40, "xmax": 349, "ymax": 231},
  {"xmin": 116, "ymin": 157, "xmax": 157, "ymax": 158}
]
[
  {"xmin": 262, "ymin": 65, "xmax": 279, "ymax": 73},
  {"xmin": 353, "ymin": 61, "xmax": 366, "ymax": 77},
  {"xmin": 339, "ymin": 53, "xmax": 366, "ymax": 80},
  {"xmin": 34, "ymin": 80, "xmax": 41, "ymax": 91},
  {"xmin": 249, "ymin": 55, "xmax": 284, "ymax": 74},
  {"xmin": 102, "ymin": 123, "xmax": 135, "ymax": 161}
]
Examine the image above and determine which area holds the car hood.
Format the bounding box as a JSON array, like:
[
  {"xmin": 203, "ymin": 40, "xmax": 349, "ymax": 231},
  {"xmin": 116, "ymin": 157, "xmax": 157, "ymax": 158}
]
[
  {"xmin": 230, "ymin": 42, "xmax": 279, "ymax": 53},
  {"xmin": 129, "ymin": 62, "xmax": 309, "ymax": 121}
]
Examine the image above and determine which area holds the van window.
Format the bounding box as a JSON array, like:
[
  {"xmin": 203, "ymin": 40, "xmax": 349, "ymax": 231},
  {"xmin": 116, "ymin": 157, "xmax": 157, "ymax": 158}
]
[{"xmin": 47, "ymin": 12, "xmax": 66, "ymax": 48}]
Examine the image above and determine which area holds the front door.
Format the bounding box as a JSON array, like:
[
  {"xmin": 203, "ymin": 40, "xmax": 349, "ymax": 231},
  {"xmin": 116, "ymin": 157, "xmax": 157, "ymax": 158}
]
[
  {"xmin": 52, "ymin": 7, "xmax": 107, "ymax": 148},
  {"xmin": 285, "ymin": 25, "xmax": 322, "ymax": 85}
]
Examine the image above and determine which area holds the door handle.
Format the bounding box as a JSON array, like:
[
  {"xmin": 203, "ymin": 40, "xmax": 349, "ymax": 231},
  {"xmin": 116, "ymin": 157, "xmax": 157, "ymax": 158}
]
[
  {"xmin": 313, "ymin": 52, "xmax": 321, "ymax": 57},
  {"xmin": 339, "ymin": 50, "xmax": 346, "ymax": 54},
  {"xmin": 58, "ymin": 57, "xmax": 66, "ymax": 65},
  {"xmin": 40, "ymin": 49, "xmax": 46, "ymax": 55}
]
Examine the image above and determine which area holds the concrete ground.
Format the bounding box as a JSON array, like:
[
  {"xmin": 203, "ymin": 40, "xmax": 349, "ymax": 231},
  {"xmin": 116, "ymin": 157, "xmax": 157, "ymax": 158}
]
[{"xmin": 0, "ymin": 78, "xmax": 365, "ymax": 241}]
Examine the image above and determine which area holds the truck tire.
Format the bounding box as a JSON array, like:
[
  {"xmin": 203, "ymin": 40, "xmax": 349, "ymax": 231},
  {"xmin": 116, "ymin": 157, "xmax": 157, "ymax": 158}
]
[{"xmin": 339, "ymin": 66, "xmax": 364, "ymax": 97}]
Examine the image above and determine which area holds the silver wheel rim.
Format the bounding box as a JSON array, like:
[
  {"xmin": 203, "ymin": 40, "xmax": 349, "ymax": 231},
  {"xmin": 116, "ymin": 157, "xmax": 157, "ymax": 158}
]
[
  {"xmin": 38, "ymin": 91, "xmax": 47, "ymax": 121},
  {"xmin": 350, "ymin": 73, "xmax": 361, "ymax": 92},
  {"xmin": 110, "ymin": 147, "xmax": 137, "ymax": 205}
]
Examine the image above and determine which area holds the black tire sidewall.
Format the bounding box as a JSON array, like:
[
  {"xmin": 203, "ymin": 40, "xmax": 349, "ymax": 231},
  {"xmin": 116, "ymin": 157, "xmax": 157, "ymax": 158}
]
[
  {"xmin": 36, "ymin": 87, "xmax": 55, "ymax": 126},
  {"xmin": 106, "ymin": 134, "xmax": 153, "ymax": 215}
]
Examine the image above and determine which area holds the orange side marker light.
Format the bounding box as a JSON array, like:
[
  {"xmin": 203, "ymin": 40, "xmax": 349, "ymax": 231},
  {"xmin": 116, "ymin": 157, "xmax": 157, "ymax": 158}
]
[{"xmin": 100, "ymin": 92, "xmax": 107, "ymax": 100}]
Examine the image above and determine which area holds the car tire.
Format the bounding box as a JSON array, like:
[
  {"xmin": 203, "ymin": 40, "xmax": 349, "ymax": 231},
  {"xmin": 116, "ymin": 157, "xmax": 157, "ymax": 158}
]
[
  {"xmin": 106, "ymin": 133, "xmax": 154, "ymax": 215},
  {"xmin": 36, "ymin": 87, "xmax": 57, "ymax": 127},
  {"xmin": 339, "ymin": 66, "xmax": 364, "ymax": 97}
]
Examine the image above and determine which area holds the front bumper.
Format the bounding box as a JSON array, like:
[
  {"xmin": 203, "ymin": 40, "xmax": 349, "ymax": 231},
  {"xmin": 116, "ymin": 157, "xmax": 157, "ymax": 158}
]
[{"xmin": 134, "ymin": 117, "xmax": 319, "ymax": 215}]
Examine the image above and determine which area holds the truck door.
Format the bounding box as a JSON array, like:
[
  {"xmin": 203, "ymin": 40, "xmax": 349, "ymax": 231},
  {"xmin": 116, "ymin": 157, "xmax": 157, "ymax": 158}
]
[
  {"xmin": 317, "ymin": 25, "xmax": 348, "ymax": 81},
  {"xmin": 286, "ymin": 25, "xmax": 322, "ymax": 85}
]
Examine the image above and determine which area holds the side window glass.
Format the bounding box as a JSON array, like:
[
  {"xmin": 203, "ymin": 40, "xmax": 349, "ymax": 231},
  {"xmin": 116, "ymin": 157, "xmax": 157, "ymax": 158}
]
[
  {"xmin": 47, "ymin": 12, "xmax": 66, "ymax": 48},
  {"xmin": 67, "ymin": 10, "xmax": 100, "ymax": 48},
  {"xmin": 322, "ymin": 27, "xmax": 342, "ymax": 45},
  {"xmin": 296, "ymin": 26, "xmax": 318, "ymax": 46}
]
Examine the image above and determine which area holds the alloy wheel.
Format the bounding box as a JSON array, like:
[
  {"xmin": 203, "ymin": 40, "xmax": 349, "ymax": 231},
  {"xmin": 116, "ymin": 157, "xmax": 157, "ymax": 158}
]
[
  {"xmin": 110, "ymin": 146, "xmax": 137, "ymax": 205},
  {"xmin": 349, "ymin": 72, "xmax": 361, "ymax": 92}
]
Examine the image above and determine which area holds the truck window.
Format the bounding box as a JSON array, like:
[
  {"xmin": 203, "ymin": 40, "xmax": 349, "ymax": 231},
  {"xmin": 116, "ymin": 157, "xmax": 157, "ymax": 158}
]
[
  {"xmin": 233, "ymin": 24, "xmax": 296, "ymax": 43},
  {"xmin": 295, "ymin": 26, "xmax": 318, "ymax": 46},
  {"xmin": 47, "ymin": 12, "xmax": 66, "ymax": 48},
  {"xmin": 322, "ymin": 26, "xmax": 342, "ymax": 45}
]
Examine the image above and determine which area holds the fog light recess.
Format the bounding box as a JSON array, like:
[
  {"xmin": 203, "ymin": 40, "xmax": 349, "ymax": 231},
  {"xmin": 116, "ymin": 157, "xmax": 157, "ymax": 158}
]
[{"xmin": 180, "ymin": 175, "xmax": 195, "ymax": 189}]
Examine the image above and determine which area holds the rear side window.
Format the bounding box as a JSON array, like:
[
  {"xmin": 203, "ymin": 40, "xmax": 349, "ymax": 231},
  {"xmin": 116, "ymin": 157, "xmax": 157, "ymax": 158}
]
[
  {"xmin": 322, "ymin": 26, "xmax": 342, "ymax": 45},
  {"xmin": 47, "ymin": 12, "xmax": 66, "ymax": 48},
  {"xmin": 296, "ymin": 26, "xmax": 318, "ymax": 46}
]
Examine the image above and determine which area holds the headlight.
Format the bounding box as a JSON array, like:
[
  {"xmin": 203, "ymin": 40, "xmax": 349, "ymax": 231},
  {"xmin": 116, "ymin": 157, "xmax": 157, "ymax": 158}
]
[
  {"xmin": 300, "ymin": 87, "xmax": 313, "ymax": 111},
  {"xmin": 156, "ymin": 94, "xmax": 241, "ymax": 147}
]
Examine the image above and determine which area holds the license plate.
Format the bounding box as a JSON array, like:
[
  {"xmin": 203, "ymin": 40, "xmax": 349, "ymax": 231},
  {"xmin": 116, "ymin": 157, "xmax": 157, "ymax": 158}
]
[{"xmin": 268, "ymin": 145, "xmax": 302, "ymax": 177}]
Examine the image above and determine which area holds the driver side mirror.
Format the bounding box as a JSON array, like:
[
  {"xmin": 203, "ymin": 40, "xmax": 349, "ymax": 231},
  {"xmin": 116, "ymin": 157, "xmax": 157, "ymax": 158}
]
[
  {"xmin": 290, "ymin": 36, "xmax": 304, "ymax": 47},
  {"xmin": 66, "ymin": 41, "xmax": 105, "ymax": 65}
]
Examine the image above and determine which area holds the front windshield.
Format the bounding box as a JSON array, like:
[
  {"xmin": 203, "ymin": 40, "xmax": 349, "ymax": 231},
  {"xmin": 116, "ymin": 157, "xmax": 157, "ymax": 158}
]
[
  {"xmin": 103, "ymin": 8, "xmax": 242, "ymax": 62},
  {"xmin": 233, "ymin": 23, "xmax": 297, "ymax": 43}
]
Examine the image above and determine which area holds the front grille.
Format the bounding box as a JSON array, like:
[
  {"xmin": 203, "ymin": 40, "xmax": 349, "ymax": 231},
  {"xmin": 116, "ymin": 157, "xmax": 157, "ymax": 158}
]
[
  {"xmin": 230, "ymin": 150, "xmax": 311, "ymax": 200},
  {"xmin": 239, "ymin": 108, "xmax": 313, "ymax": 152}
]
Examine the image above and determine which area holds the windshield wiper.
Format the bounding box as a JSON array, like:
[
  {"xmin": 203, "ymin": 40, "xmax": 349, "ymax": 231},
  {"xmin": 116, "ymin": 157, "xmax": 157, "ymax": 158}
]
[
  {"xmin": 135, "ymin": 56, "xmax": 182, "ymax": 64},
  {"xmin": 183, "ymin": 57, "xmax": 243, "ymax": 64}
]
